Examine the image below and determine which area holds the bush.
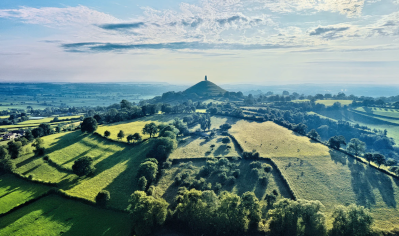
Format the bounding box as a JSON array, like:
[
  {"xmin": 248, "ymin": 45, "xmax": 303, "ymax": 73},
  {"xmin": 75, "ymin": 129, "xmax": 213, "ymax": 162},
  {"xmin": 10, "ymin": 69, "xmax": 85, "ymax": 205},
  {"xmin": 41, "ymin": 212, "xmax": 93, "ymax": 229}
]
[
  {"xmin": 262, "ymin": 163, "xmax": 273, "ymax": 173},
  {"xmin": 95, "ymin": 190, "xmax": 110, "ymax": 207},
  {"xmin": 138, "ymin": 176, "xmax": 148, "ymax": 191},
  {"xmin": 43, "ymin": 155, "xmax": 49, "ymax": 161},
  {"xmin": 218, "ymin": 172, "xmax": 228, "ymax": 184},
  {"xmin": 72, "ymin": 156, "xmax": 95, "ymax": 176},
  {"xmin": 146, "ymin": 186, "xmax": 156, "ymax": 196},
  {"xmin": 250, "ymin": 161, "xmax": 262, "ymax": 169},
  {"xmin": 259, "ymin": 176, "xmax": 268, "ymax": 186},
  {"xmin": 162, "ymin": 160, "xmax": 172, "ymax": 169},
  {"xmin": 221, "ymin": 137, "xmax": 231, "ymax": 144},
  {"xmin": 232, "ymin": 169, "xmax": 240, "ymax": 178},
  {"xmin": 226, "ymin": 176, "xmax": 236, "ymax": 185},
  {"xmin": 81, "ymin": 117, "xmax": 98, "ymax": 133}
]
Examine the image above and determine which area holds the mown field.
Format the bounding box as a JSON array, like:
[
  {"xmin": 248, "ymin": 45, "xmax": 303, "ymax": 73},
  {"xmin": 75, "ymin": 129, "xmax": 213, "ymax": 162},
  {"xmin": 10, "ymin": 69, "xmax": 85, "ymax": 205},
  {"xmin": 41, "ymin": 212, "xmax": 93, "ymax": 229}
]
[
  {"xmin": 155, "ymin": 159, "xmax": 292, "ymax": 203},
  {"xmin": 316, "ymin": 100, "xmax": 353, "ymax": 107},
  {"xmin": 228, "ymin": 119, "xmax": 399, "ymax": 230},
  {"xmin": 96, "ymin": 114, "xmax": 186, "ymax": 142},
  {"xmin": 0, "ymin": 175, "xmax": 51, "ymax": 214},
  {"xmin": 12, "ymin": 130, "xmax": 154, "ymax": 210},
  {"xmin": 0, "ymin": 195, "xmax": 130, "ymax": 236}
]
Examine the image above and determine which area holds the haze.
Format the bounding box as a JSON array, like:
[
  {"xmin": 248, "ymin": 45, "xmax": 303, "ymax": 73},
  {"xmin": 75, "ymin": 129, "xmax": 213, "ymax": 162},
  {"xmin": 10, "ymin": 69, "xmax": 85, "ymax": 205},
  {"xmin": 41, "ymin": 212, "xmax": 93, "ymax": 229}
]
[{"xmin": 0, "ymin": 0, "xmax": 399, "ymax": 85}]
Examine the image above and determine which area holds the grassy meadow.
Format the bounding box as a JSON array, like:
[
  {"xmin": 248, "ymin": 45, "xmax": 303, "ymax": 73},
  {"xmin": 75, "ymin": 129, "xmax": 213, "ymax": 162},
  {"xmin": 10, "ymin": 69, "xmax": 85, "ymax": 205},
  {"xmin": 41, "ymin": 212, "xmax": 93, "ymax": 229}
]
[
  {"xmin": 155, "ymin": 159, "xmax": 292, "ymax": 203},
  {"xmin": 169, "ymin": 135, "xmax": 239, "ymax": 159},
  {"xmin": 96, "ymin": 114, "xmax": 186, "ymax": 142},
  {"xmin": 12, "ymin": 130, "xmax": 153, "ymax": 210},
  {"xmin": 229, "ymin": 120, "xmax": 399, "ymax": 230},
  {"xmin": 0, "ymin": 195, "xmax": 131, "ymax": 236},
  {"xmin": 355, "ymin": 107, "xmax": 399, "ymax": 119},
  {"xmin": 0, "ymin": 175, "xmax": 51, "ymax": 214}
]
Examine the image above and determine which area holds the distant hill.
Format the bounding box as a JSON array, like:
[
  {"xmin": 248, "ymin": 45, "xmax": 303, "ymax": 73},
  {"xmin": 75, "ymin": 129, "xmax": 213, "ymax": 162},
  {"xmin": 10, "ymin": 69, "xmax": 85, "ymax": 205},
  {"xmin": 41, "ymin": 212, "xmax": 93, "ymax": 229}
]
[{"xmin": 183, "ymin": 80, "xmax": 227, "ymax": 96}]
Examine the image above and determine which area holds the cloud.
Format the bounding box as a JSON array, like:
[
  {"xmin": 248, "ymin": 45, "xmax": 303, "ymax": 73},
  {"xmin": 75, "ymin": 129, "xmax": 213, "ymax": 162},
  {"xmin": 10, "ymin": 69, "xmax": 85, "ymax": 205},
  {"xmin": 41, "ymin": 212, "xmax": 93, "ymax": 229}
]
[
  {"xmin": 309, "ymin": 26, "xmax": 350, "ymax": 36},
  {"xmin": 0, "ymin": 5, "xmax": 118, "ymax": 27},
  {"xmin": 61, "ymin": 41, "xmax": 297, "ymax": 52},
  {"xmin": 368, "ymin": 11, "xmax": 399, "ymax": 36},
  {"xmin": 99, "ymin": 22, "xmax": 145, "ymax": 30}
]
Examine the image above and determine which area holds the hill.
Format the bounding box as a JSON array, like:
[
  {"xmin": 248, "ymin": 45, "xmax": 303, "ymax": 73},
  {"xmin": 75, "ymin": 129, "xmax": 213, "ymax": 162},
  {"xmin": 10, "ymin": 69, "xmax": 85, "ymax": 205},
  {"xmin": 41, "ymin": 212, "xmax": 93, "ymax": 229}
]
[
  {"xmin": 226, "ymin": 119, "xmax": 399, "ymax": 230},
  {"xmin": 183, "ymin": 80, "xmax": 227, "ymax": 96}
]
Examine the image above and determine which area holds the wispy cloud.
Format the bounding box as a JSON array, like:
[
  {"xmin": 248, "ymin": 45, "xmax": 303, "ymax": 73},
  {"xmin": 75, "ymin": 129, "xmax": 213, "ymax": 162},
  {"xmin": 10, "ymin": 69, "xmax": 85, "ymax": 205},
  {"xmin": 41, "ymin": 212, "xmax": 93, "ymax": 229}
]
[{"xmin": 98, "ymin": 22, "xmax": 145, "ymax": 30}]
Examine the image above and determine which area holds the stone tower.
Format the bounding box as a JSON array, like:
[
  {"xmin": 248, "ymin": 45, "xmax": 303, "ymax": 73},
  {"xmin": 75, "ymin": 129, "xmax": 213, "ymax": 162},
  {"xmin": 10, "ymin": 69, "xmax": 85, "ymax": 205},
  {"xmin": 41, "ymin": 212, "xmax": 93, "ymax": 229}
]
[{"xmin": 205, "ymin": 75, "xmax": 207, "ymax": 81}]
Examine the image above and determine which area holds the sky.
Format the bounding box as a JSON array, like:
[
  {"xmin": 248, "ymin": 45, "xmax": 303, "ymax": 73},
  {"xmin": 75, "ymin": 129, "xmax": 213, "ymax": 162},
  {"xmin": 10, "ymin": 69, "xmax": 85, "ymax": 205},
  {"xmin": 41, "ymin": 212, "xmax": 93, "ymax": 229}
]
[{"xmin": 0, "ymin": 0, "xmax": 399, "ymax": 85}]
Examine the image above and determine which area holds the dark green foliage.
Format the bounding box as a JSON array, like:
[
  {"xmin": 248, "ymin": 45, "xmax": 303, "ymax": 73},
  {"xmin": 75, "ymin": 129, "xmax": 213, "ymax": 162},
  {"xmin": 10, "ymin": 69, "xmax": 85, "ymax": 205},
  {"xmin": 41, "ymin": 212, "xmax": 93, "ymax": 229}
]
[
  {"xmin": 373, "ymin": 153, "xmax": 385, "ymax": 167},
  {"xmin": 95, "ymin": 190, "xmax": 110, "ymax": 207},
  {"xmin": 138, "ymin": 176, "xmax": 147, "ymax": 191},
  {"xmin": 330, "ymin": 204, "xmax": 373, "ymax": 236},
  {"xmin": 160, "ymin": 130, "xmax": 176, "ymax": 140},
  {"xmin": 104, "ymin": 130, "xmax": 111, "ymax": 137},
  {"xmin": 117, "ymin": 130, "xmax": 125, "ymax": 140},
  {"xmin": 0, "ymin": 158, "xmax": 15, "ymax": 174},
  {"xmin": 7, "ymin": 141, "xmax": 22, "ymax": 159},
  {"xmin": 129, "ymin": 191, "xmax": 169, "ymax": 236},
  {"xmin": 243, "ymin": 150, "xmax": 260, "ymax": 159},
  {"xmin": 307, "ymin": 129, "xmax": 320, "ymax": 140},
  {"xmin": 147, "ymin": 137, "xmax": 177, "ymax": 162},
  {"xmin": 232, "ymin": 169, "xmax": 240, "ymax": 178},
  {"xmin": 214, "ymin": 182, "xmax": 222, "ymax": 193},
  {"xmin": 250, "ymin": 161, "xmax": 262, "ymax": 169},
  {"xmin": 137, "ymin": 161, "xmax": 158, "ymax": 183},
  {"xmin": 162, "ymin": 159, "xmax": 172, "ymax": 169},
  {"xmin": 364, "ymin": 153, "xmax": 374, "ymax": 164},
  {"xmin": 32, "ymin": 138, "xmax": 45, "ymax": 156},
  {"xmin": 221, "ymin": 137, "xmax": 230, "ymax": 144},
  {"xmin": 172, "ymin": 118, "xmax": 189, "ymax": 136},
  {"xmin": 269, "ymin": 199, "xmax": 327, "ymax": 236},
  {"xmin": 142, "ymin": 122, "xmax": 158, "ymax": 138},
  {"xmin": 219, "ymin": 123, "xmax": 232, "ymax": 130},
  {"xmin": 259, "ymin": 176, "xmax": 268, "ymax": 186},
  {"xmin": 72, "ymin": 156, "xmax": 95, "ymax": 176},
  {"xmin": 328, "ymin": 135, "xmax": 346, "ymax": 150},
  {"xmin": 262, "ymin": 163, "xmax": 273, "ymax": 173},
  {"xmin": 132, "ymin": 133, "xmax": 142, "ymax": 143},
  {"xmin": 347, "ymin": 138, "xmax": 366, "ymax": 156},
  {"xmin": 265, "ymin": 194, "xmax": 277, "ymax": 207},
  {"xmin": 0, "ymin": 147, "xmax": 8, "ymax": 159},
  {"xmin": 24, "ymin": 130, "xmax": 35, "ymax": 142},
  {"xmin": 81, "ymin": 117, "xmax": 98, "ymax": 133}
]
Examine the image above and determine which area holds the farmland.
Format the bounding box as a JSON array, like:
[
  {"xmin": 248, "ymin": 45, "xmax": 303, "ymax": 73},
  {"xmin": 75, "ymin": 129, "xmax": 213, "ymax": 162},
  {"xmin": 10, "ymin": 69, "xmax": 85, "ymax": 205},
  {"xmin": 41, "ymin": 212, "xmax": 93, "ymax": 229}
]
[
  {"xmin": 316, "ymin": 100, "xmax": 353, "ymax": 107},
  {"xmin": 229, "ymin": 120, "xmax": 399, "ymax": 229}
]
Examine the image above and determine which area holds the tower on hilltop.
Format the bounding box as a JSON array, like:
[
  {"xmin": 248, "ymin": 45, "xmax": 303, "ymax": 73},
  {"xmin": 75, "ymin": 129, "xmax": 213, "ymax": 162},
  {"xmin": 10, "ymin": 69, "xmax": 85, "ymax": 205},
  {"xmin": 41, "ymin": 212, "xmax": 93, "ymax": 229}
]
[{"xmin": 205, "ymin": 75, "xmax": 207, "ymax": 81}]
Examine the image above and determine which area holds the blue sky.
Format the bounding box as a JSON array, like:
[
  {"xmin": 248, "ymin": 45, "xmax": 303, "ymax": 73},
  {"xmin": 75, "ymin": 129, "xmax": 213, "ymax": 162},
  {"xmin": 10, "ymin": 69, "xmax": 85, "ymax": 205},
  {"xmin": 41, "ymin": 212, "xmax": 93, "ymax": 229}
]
[{"xmin": 0, "ymin": 0, "xmax": 398, "ymax": 85}]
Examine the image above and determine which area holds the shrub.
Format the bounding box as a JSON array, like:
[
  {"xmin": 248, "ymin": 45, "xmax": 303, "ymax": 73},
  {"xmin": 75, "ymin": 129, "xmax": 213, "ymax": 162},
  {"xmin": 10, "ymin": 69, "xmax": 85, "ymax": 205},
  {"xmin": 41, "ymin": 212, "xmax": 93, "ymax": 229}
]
[
  {"xmin": 147, "ymin": 186, "xmax": 156, "ymax": 196},
  {"xmin": 259, "ymin": 176, "xmax": 268, "ymax": 186},
  {"xmin": 72, "ymin": 156, "xmax": 95, "ymax": 176},
  {"xmin": 95, "ymin": 190, "xmax": 110, "ymax": 207},
  {"xmin": 262, "ymin": 163, "xmax": 273, "ymax": 173},
  {"xmin": 146, "ymin": 158, "xmax": 159, "ymax": 165},
  {"xmin": 222, "ymin": 137, "xmax": 231, "ymax": 144},
  {"xmin": 218, "ymin": 172, "xmax": 228, "ymax": 183},
  {"xmin": 226, "ymin": 176, "xmax": 236, "ymax": 185},
  {"xmin": 43, "ymin": 155, "xmax": 49, "ymax": 161},
  {"xmin": 138, "ymin": 176, "xmax": 147, "ymax": 191},
  {"xmin": 104, "ymin": 130, "xmax": 111, "ymax": 137},
  {"xmin": 250, "ymin": 161, "xmax": 262, "ymax": 169},
  {"xmin": 162, "ymin": 160, "xmax": 172, "ymax": 169},
  {"xmin": 232, "ymin": 169, "xmax": 240, "ymax": 178}
]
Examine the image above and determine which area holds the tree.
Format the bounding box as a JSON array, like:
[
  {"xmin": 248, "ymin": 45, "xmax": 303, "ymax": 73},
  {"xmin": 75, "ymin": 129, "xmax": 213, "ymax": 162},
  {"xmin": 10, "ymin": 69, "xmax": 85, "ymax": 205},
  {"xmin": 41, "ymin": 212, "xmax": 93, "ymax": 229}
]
[
  {"xmin": 127, "ymin": 134, "xmax": 134, "ymax": 143},
  {"xmin": 104, "ymin": 130, "xmax": 111, "ymax": 138},
  {"xmin": 142, "ymin": 122, "xmax": 158, "ymax": 138},
  {"xmin": 24, "ymin": 130, "xmax": 34, "ymax": 142},
  {"xmin": 346, "ymin": 138, "xmax": 366, "ymax": 156},
  {"xmin": 81, "ymin": 117, "xmax": 98, "ymax": 133},
  {"xmin": 219, "ymin": 123, "xmax": 232, "ymax": 131},
  {"xmin": 172, "ymin": 118, "xmax": 189, "ymax": 136},
  {"xmin": 328, "ymin": 135, "xmax": 346, "ymax": 150},
  {"xmin": 137, "ymin": 161, "xmax": 158, "ymax": 183},
  {"xmin": 222, "ymin": 137, "xmax": 230, "ymax": 144},
  {"xmin": 373, "ymin": 153, "xmax": 386, "ymax": 168},
  {"xmin": 294, "ymin": 123, "xmax": 308, "ymax": 135},
  {"xmin": 132, "ymin": 133, "xmax": 142, "ymax": 143},
  {"xmin": 93, "ymin": 114, "xmax": 102, "ymax": 123},
  {"xmin": 330, "ymin": 204, "xmax": 373, "ymax": 236},
  {"xmin": 307, "ymin": 129, "xmax": 321, "ymax": 141},
  {"xmin": 138, "ymin": 176, "xmax": 147, "ymax": 191},
  {"xmin": 364, "ymin": 153, "xmax": 374, "ymax": 164},
  {"xmin": 95, "ymin": 190, "xmax": 110, "ymax": 207},
  {"xmin": 117, "ymin": 130, "xmax": 125, "ymax": 140},
  {"xmin": 0, "ymin": 146, "xmax": 8, "ymax": 159},
  {"xmin": 72, "ymin": 156, "xmax": 95, "ymax": 176},
  {"xmin": 39, "ymin": 123, "xmax": 52, "ymax": 136},
  {"xmin": 200, "ymin": 114, "xmax": 211, "ymax": 131},
  {"xmin": 129, "ymin": 191, "xmax": 168, "ymax": 236},
  {"xmin": 7, "ymin": 141, "xmax": 22, "ymax": 159},
  {"xmin": 0, "ymin": 158, "xmax": 15, "ymax": 174},
  {"xmin": 32, "ymin": 138, "xmax": 45, "ymax": 156}
]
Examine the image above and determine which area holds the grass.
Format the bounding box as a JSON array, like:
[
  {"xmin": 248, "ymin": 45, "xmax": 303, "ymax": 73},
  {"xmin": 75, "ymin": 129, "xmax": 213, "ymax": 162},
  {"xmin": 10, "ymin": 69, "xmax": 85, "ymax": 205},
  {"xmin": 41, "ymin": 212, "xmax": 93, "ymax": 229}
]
[
  {"xmin": 96, "ymin": 114, "xmax": 186, "ymax": 142},
  {"xmin": 19, "ymin": 115, "xmax": 81, "ymax": 125},
  {"xmin": 13, "ymin": 130, "xmax": 153, "ymax": 210},
  {"xmin": 169, "ymin": 134, "xmax": 240, "ymax": 159},
  {"xmin": 229, "ymin": 120, "xmax": 399, "ymax": 230},
  {"xmin": 0, "ymin": 195, "xmax": 131, "ymax": 236},
  {"xmin": 355, "ymin": 107, "xmax": 399, "ymax": 119},
  {"xmin": 0, "ymin": 174, "xmax": 51, "ymax": 214},
  {"xmin": 316, "ymin": 100, "xmax": 353, "ymax": 107},
  {"xmin": 155, "ymin": 159, "xmax": 292, "ymax": 203}
]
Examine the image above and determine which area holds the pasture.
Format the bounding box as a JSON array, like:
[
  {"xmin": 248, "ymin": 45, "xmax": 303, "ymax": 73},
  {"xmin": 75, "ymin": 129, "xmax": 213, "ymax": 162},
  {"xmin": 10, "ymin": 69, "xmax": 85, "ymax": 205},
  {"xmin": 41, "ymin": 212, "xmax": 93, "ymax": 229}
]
[
  {"xmin": 229, "ymin": 120, "xmax": 399, "ymax": 230},
  {"xmin": 355, "ymin": 107, "xmax": 399, "ymax": 119},
  {"xmin": 0, "ymin": 195, "xmax": 131, "ymax": 236},
  {"xmin": 169, "ymin": 135, "xmax": 240, "ymax": 159},
  {"xmin": 316, "ymin": 100, "xmax": 353, "ymax": 107},
  {"xmin": 12, "ymin": 130, "xmax": 153, "ymax": 210},
  {"xmin": 155, "ymin": 159, "xmax": 292, "ymax": 203},
  {"xmin": 96, "ymin": 114, "xmax": 186, "ymax": 142},
  {"xmin": 0, "ymin": 175, "xmax": 51, "ymax": 214}
]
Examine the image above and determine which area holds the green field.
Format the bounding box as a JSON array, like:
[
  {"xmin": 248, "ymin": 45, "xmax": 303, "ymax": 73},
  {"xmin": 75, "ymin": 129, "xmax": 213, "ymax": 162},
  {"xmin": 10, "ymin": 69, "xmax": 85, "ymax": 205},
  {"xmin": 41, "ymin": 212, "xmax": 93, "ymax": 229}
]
[
  {"xmin": 169, "ymin": 135, "xmax": 240, "ymax": 159},
  {"xmin": 229, "ymin": 120, "xmax": 399, "ymax": 230},
  {"xmin": 316, "ymin": 100, "xmax": 353, "ymax": 107},
  {"xmin": 96, "ymin": 114, "xmax": 186, "ymax": 142},
  {"xmin": 0, "ymin": 175, "xmax": 51, "ymax": 214},
  {"xmin": 19, "ymin": 116, "xmax": 81, "ymax": 125},
  {"xmin": 355, "ymin": 107, "xmax": 399, "ymax": 119},
  {"xmin": 12, "ymin": 130, "xmax": 153, "ymax": 210},
  {"xmin": 0, "ymin": 195, "xmax": 130, "ymax": 236}
]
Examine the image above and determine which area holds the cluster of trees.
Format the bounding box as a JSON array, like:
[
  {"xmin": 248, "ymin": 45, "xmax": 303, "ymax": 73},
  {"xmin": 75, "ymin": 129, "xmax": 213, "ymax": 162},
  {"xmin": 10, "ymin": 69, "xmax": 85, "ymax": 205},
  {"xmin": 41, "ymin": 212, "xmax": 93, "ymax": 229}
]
[
  {"xmin": 0, "ymin": 113, "xmax": 29, "ymax": 126},
  {"xmin": 72, "ymin": 156, "xmax": 95, "ymax": 176},
  {"xmin": 128, "ymin": 187, "xmax": 374, "ymax": 236}
]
